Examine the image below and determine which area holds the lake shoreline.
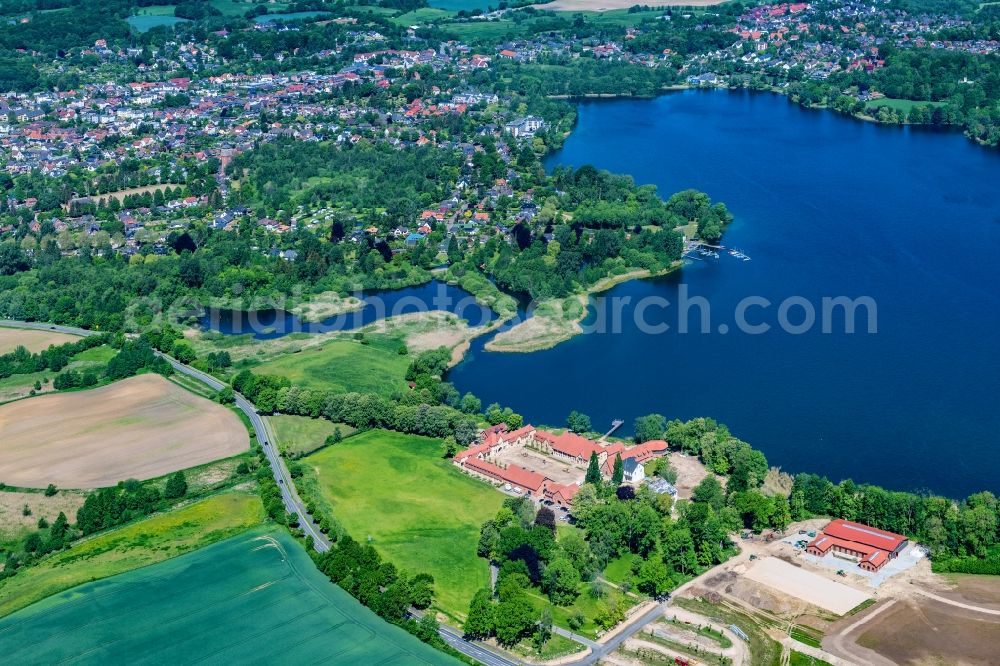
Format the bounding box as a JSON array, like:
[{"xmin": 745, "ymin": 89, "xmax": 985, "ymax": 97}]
[{"xmin": 484, "ymin": 264, "xmax": 682, "ymax": 354}]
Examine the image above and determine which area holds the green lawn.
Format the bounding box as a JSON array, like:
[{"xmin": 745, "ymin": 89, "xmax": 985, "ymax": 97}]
[
  {"xmin": 268, "ymin": 414, "xmax": 356, "ymax": 457},
  {"xmin": 0, "ymin": 528, "xmax": 457, "ymax": 664},
  {"xmin": 0, "ymin": 491, "xmax": 264, "ymax": 618},
  {"xmin": 304, "ymin": 429, "xmax": 504, "ymax": 621},
  {"xmin": 865, "ymin": 97, "xmax": 947, "ymax": 112},
  {"xmin": 603, "ymin": 552, "xmax": 639, "ymax": 585},
  {"xmin": 251, "ymin": 339, "xmax": 410, "ymax": 396},
  {"xmin": 523, "ymin": 584, "xmax": 639, "ymax": 640}
]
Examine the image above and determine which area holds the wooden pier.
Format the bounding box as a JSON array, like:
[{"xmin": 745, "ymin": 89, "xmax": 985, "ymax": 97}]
[{"xmin": 601, "ymin": 419, "xmax": 624, "ymax": 441}]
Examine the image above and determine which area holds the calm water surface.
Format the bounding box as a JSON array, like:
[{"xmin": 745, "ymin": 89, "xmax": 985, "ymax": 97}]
[
  {"xmin": 449, "ymin": 90, "xmax": 1000, "ymax": 498},
  {"xmin": 200, "ymin": 281, "xmax": 495, "ymax": 340}
]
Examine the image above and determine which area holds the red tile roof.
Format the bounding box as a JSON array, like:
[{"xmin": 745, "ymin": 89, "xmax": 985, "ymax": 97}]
[{"xmin": 822, "ymin": 519, "xmax": 907, "ymax": 552}]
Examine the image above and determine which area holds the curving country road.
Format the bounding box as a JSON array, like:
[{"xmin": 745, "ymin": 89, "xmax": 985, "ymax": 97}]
[{"xmin": 0, "ymin": 319, "xmax": 521, "ymax": 666}]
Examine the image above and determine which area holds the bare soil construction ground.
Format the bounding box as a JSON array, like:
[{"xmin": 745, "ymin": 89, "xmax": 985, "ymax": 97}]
[
  {"xmin": 535, "ymin": 0, "xmax": 726, "ymax": 12},
  {"xmin": 745, "ymin": 557, "xmax": 870, "ymax": 615},
  {"xmin": 853, "ymin": 595, "xmax": 1000, "ymax": 665},
  {"xmin": 931, "ymin": 574, "xmax": 1000, "ymax": 611},
  {"xmin": 0, "ymin": 327, "xmax": 77, "ymax": 354},
  {"xmin": 0, "ymin": 374, "xmax": 249, "ymax": 489},
  {"xmin": 666, "ymin": 451, "xmax": 714, "ymax": 500}
]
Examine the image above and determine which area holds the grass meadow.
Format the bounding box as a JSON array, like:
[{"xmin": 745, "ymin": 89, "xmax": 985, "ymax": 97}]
[
  {"xmin": 268, "ymin": 414, "xmax": 356, "ymax": 457},
  {"xmin": 252, "ymin": 339, "xmax": 410, "ymax": 395},
  {"xmin": 304, "ymin": 429, "xmax": 504, "ymax": 621}
]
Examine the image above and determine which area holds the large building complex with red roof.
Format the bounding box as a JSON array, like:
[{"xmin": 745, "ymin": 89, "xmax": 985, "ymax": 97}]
[
  {"xmin": 805, "ymin": 519, "xmax": 909, "ymax": 572},
  {"xmin": 453, "ymin": 425, "xmax": 669, "ymax": 510}
]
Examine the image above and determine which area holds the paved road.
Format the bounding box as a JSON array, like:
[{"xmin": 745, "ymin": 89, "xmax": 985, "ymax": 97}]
[
  {"xmin": 0, "ymin": 319, "xmax": 522, "ymax": 666},
  {"xmin": 570, "ymin": 602, "xmax": 669, "ymax": 665},
  {"xmin": 158, "ymin": 355, "xmax": 332, "ymax": 552}
]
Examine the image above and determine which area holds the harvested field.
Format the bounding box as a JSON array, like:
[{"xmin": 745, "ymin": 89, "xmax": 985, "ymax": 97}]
[
  {"xmin": 0, "ymin": 327, "xmax": 77, "ymax": 354},
  {"xmin": 745, "ymin": 557, "xmax": 869, "ymax": 615},
  {"xmin": 0, "ymin": 374, "xmax": 249, "ymax": 489},
  {"xmin": 536, "ymin": 0, "xmax": 726, "ymax": 9},
  {"xmin": 855, "ymin": 596, "xmax": 1000, "ymax": 665}
]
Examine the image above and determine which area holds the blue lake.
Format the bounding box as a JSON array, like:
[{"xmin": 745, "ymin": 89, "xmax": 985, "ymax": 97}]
[
  {"xmin": 200, "ymin": 281, "xmax": 495, "ymax": 340},
  {"xmin": 449, "ymin": 89, "xmax": 1000, "ymax": 498}
]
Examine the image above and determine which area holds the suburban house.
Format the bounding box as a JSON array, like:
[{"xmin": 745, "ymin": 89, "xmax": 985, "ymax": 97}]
[
  {"xmin": 805, "ymin": 519, "xmax": 909, "ymax": 572},
  {"xmin": 622, "ymin": 458, "xmax": 644, "ymax": 484}
]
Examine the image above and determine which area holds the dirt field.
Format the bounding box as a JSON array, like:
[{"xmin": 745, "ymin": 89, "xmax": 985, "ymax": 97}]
[
  {"xmin": 0, "ymin": 327, "xmax": 77, "ymax": 355},
  {"xmin": 491, "ymin": 445, "xmax": 585, "ymax": 486},
  {"xmin": 745, "ymin": 557, "xmax": 869, "ymax": 615},
  {"xmin": 0, "ymin": 374, "xmax": 249, "ymax": 489},
  {"xmin": 666, "ymin": 451, "xmax": 714, "ymax": 500},
  {"xmin": 932, "ymin": 574, "xmax": 1000, "ymax": 611},
  {"xmin": 535, "ymin": 0, "xmax": 727, "ymax": 11},
  {"xmin": 855, "ymin": 596, "xmax": 1000, "ymax": 665}
]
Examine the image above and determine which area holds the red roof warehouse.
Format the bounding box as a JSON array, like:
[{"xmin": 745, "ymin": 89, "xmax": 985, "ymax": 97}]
[{"xmin": 806, "ymin": 519, "xmax": 908, "ymax": 572}]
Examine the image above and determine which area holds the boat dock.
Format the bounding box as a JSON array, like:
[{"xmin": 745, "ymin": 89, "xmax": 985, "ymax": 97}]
[
  {"xmin": 684, "ymin": 240, "xmax": 751, "ymax": 262},
  {"xmin": 601, "ymin": 419, "xmax": 624, "ymax": 441}
]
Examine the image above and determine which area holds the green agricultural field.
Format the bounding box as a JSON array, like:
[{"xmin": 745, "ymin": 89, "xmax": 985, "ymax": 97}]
[
  {"xmin": 429, "ymin": 0, "xmax": 495, "ymax": 10},
  {"xmin": 210, "ymin": 0, "xmax": 290, "ymax": 15},
  {"xmin": 268, "ymin": 414, "xmax": 356, "ymax": 457},
  {"xmin": 133, "ymin": 4, "xmax": 177, "ymax": 15},
  {"xmin": 0, "ymin": 491, "xmax": 264, "ymax": 618},
  {"xmin": 252, "ymin": 339, "xmax": 410, "ymax": 395},
  {"xmin": 304, "ymin": 429, "xmax": 505, "ymax": 621},
  {"xmin": 789, "ymin": 651, "xmax": 833, "ymax": 666},
  {"xmin": 0, "ymin": 528, "xmax": 457, "ymax": 664},
  {"xmin": 442, "ymin": 19, "xmax": 530, "ymax": 40},
  {"xmin": 391, "ymin": 7, "xmax": 454, "ymax": 25}
]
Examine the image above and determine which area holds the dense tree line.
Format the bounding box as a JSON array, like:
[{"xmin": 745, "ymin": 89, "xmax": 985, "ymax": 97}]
[
  {"xmin": 233, "ymin": 367, "xmax": 481, "ymax": 446},
  {"xmin": 316, "ymin": 534, "xmax": 459, "ymax": 656},
  {"xmin": 76, "ymin": 473, "xmax": 186, "ymax": 535},
  {"xmin": 0, "ymin": 334, "xmax": 107, "ymax": 380}
]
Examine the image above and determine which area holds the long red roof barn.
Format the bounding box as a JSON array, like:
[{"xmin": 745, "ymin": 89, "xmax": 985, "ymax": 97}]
[{"xmin": 806, "ymin": 519, "xmax": 908, "ymax": 572}]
